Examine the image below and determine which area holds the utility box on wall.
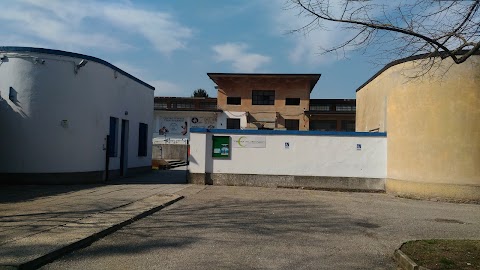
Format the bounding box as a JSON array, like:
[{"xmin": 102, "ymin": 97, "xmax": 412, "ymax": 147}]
[{"xmin": 212, "ymin": 136, "xmax": 230, "ymax": 158}]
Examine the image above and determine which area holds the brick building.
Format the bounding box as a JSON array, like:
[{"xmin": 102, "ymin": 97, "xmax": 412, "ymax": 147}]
[
  {"xmin": 207, "ymin": 73, "xmax": 321, "ymax": 130},
  {"xmin": 153, "ymin": 73, "xmax": 356, "ymax": 142}
]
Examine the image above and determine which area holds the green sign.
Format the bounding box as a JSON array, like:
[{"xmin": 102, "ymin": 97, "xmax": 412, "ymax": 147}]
[{"xmin": 212, "ymin": 136, "xmax": 230, "ymax": 158}]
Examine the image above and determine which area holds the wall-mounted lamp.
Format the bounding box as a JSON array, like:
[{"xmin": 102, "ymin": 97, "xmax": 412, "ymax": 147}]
[
  {"xmin": 124, "ymin": 111, "xmax": 128, "ymax": 116},
  {"xmin": 74, "ymin": 59, "xmax": 88, "ymax": 74}
]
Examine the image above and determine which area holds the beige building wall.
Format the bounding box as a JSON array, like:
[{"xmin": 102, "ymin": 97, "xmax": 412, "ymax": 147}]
[
  {"xmin": 215, "ymin": 76, "xmax": 312, "ymax": 130},
  {"xmin": 356, "ymin": 56, "xmax": 480, "ymax": 201}
]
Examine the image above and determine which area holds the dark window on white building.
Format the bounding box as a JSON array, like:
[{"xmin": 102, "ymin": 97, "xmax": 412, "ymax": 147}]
[
  {"xmin": 138, "ymin": 123, "xmax": 148, "ymax": 156},
  {"xmin": 252, "ymin": 90, "xmax": 275, "ymax": 105},
  {"xmin": 109, "ymin": 117, "xmax": 119, "ymax": 157}
]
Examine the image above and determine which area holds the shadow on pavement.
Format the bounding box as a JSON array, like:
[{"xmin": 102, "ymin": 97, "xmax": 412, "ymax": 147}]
[
  {"xmin": 108, "ymin": 169, "xmax": 188, "ymax": 185},
  {"xmin": 0, "ymin": 168, "xmax": 188, "ymax": 203},
  {"xmin": 45, "ymin": 192, "xmax": 392, "ymax": 269},
  {"xmin": 0, "ymin": 185, "xmax": 100, "ymax": 203}
]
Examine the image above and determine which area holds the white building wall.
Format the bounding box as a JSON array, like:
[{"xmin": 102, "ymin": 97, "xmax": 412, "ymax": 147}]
[
  {"xmin": 0, "ymin": 49, "xmax": 153, "ymax": 174},
  {"xmin": 189, "ymin": 132, "xmax": 207, "ymax": 173},
  {"xmin": 190, "ymin": 130, "xmax": 387, "ymax": 178}
]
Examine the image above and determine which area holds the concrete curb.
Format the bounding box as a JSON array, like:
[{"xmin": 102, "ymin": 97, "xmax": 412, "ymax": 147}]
[
  {"xmin": 394, "ymin": 249, "xmax": 430, "ymax": 270},
  {"xmin": 0, "ymin": 195, "xmax": 184, "ymax": 270}
]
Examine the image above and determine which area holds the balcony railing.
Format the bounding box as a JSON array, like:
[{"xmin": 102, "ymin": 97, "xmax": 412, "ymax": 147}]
[
  {"xmin": 308, "ymin": 104, "xmax": 356, "ymax": 112},
  {"xmin": 154, "ymin": 102, "xmax": 219, "ymax": 111}
]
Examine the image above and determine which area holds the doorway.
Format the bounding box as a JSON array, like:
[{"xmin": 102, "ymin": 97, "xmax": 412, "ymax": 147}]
[{"xmin": 120, "ymin": 119, "xmax": 129, "ymax": 176}]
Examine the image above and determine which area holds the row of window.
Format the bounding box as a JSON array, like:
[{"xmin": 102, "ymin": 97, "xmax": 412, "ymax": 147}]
[
  {"xmin": 226, "ymin": 118, "xmax": 299, "ymax": 130},
  {"xmin": 226, "ymin": 91, "xmax": 355, "ymax": 111},
  {"xmin": 310, "ymin": 104, "xmax": 356, "ymax": 112},
  {"xmin": 225, "ymin": 119, "xmax": 355, "ymax": 131},
  {"xmin": 108, "ymin": 117, "xmax": 148, "ymax": 158},
  {"xmin": 155, "ymin": 101, "xmax": 217, "ymax": 110},
  {"xmin": 227, "ymin": 91, "xmax": 300, "ymax": 106}
]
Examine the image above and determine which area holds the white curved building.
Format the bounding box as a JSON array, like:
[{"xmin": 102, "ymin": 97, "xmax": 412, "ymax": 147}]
[{"xmin": 0, "ymin": 47, "xmax": 154, "ymax": 183}]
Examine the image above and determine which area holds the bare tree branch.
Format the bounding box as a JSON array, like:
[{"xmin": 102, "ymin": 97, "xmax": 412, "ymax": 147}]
[{"xmin": 287, "ymin": 0, "xmax": 480, "ymax": 69}]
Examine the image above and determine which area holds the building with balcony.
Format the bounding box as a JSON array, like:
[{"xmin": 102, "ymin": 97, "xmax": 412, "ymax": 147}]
[
  {"xmin": 154, "ymin": 73, "xmax": 356, "ymax": 142},
  {"xmin": 153, "ymin": 73, "xmax": 357, "ymax": 161},
  {"xmin": 208, "ymin": 73, "xmax": 321, "ymax": 131}
]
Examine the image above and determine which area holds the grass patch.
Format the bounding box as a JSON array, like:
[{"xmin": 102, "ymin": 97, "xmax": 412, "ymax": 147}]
[{"xmin": 401, "ymin": 239, "xmax": 480, "ymax": 270}]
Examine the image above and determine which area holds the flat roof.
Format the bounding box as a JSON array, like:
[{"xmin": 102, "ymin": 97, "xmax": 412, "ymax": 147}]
[
  {"xmin": 207, "ymin": 73, "xmax": 321, "ymax": 92},
  {"xmin": 0, "ymin": 46, "xmax": 155, "ymax": 90},
  {"xmin": 356, "ymin": 50, "xmax": 480, "ymax": 92}
]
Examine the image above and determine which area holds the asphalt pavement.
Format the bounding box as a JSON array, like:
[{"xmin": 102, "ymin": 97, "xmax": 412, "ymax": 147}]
[
  {"xmin": 41, "ymin": 185, "xmax": 480, "ymax": 270},
  {"xmin": 0, "ymin": 168, "xmax": 197, "ymax": 269}
]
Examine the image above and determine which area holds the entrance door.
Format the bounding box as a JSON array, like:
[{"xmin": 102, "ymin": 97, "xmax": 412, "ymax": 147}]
[{"xmin": 120, "ymin": 119, "xmax": 129, "ymax": 176}]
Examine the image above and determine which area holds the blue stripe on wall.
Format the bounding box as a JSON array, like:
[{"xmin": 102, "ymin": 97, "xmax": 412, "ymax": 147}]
[{"xmin": 190, "ymin": 128, "xmax": 386, "ymax": 137}]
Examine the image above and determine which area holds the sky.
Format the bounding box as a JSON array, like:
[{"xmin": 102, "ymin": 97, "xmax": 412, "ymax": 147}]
[{"xmin": 0, "ymin": 0, "xmax": 389, "ymax": 99}]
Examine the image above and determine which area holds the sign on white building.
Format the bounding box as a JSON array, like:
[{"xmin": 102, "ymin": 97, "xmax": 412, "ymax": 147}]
[{"xmin": 231, "ymin": 136, "xmax": 266, "ymax": 148}]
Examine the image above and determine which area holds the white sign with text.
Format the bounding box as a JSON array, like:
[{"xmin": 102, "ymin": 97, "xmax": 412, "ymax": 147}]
[{"xmin": 231, "ymin": 136, "xmax": 266, "ymax": 148}]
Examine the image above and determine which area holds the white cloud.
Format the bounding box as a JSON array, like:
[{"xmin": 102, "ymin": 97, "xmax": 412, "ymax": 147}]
[
  {"xmin": 0, "ymin": 0, "xmax": 192, "ymax": 54},
  {"xmin": 111, "ymin": 62, "xmax": 147, "ymax": 79},
  {"xmin": 110, "ymin": 63, "xmax": 185, "ymax": 96},
  {"xmin": 212, "ymin": 43, "xmax": 271, "ymax": 72},
  {"xmin": 102, "ymin": 6, "xmax": 192, "ymax": 54},
  {"xmin": 266, "ymin": 0, "xmax": 357, "ymax": 66},
  {"xmin": 150, "ymin": 80, "xmax": 184, "ymax": 97}
]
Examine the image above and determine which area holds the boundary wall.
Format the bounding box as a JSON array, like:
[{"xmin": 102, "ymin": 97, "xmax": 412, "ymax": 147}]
[{"xmin": 189, "ymin": 128, "xmax": 387, "ymax": 191}]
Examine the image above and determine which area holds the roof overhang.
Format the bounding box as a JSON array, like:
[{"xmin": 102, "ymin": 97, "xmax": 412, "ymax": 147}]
[{"xmin": 207, "ymin": 73, "xmax": 321, "ymax": 92}]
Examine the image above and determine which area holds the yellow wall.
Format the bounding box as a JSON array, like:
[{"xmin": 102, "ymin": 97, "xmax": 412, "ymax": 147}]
[{"xmin": 357, "ymin": 56, "xmax": 480, "ymax": 200}]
